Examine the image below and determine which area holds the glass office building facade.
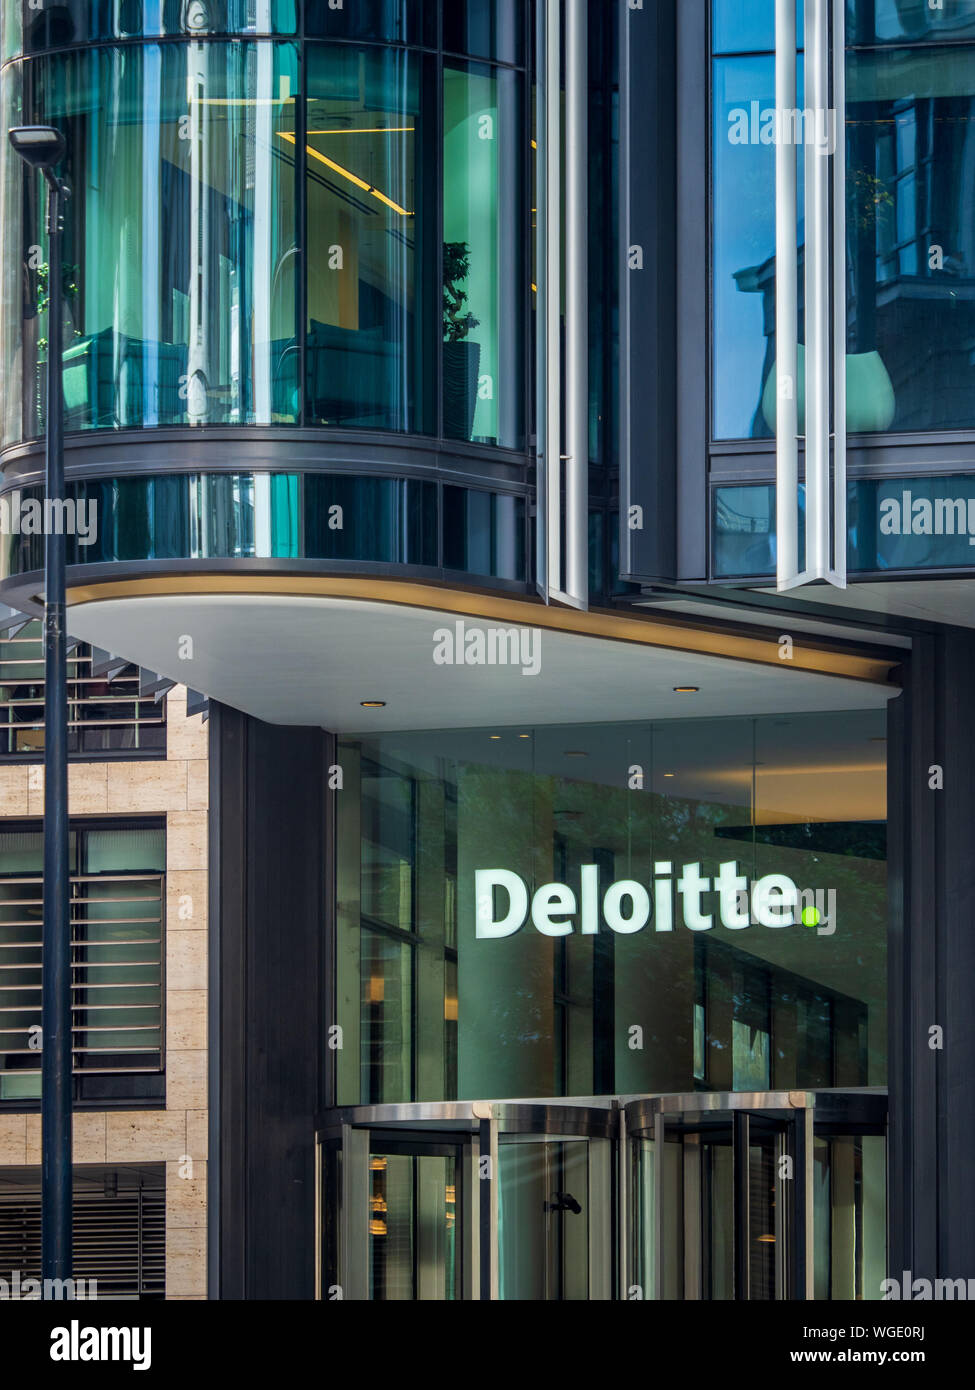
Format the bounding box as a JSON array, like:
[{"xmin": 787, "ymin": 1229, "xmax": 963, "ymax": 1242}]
[{"xmin": 0, "ymin": 0, "xmax": 974, "ymax": 1302}]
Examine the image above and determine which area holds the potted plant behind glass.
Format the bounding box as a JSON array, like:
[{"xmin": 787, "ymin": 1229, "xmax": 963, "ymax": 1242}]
[{"xmin": 442, "ymin": 241, "xmax": 481, "ymax": 441}]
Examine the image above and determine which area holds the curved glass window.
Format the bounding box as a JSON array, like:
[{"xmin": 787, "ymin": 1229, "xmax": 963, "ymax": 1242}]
[
  {"xmin": 443, "ymin": 60, "xmax": 525, "ymax": 448},
  {"xmin": 304, "ymin": 44, "xmax": 436, "ymax": 433},
  {"xmin": 304, "ymin": 475, "xmax": 437, "ymax": 563},
  {"xmin": 712, "ymin": 9, "xmax": 975, "ymax": 438},
  {"xmin": 16, "ymin": 42, "xmax": 298, "ymax": 438},
  {"xmin": 442, "ymin": 485, "xmax": 525, "ymax": 580},
  {"xmin": 0, "ymin": 473, "xmax": 533, "ymax": 579},
  {"xmin": 305, "ymin": 0, "xmax": 434, "ymax": 45},
  {"xmin": 20, "ymin": 1, "xmax": 297, "ymax": 51},
  {"xmin": 2, "ymin": 30, "xmax": 531, "ymax": 450},
  {"xmin": 337, "ymin": 712, "xmax": 887, "ymax": 1104},
  {"xmin": 442, "ymin": 0, "xmax": 525, "ymax": 65},
  {"xmin": 1, "ymin": 0, "xmax": 21, "ymax": 61},
  {"xmin": 0, "ymin": 64, "xmax": 23, "ymax": 448}
]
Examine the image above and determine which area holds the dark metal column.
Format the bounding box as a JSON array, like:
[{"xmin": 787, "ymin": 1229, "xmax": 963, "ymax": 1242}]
[
  {"xmin": 41, "ymin": 172, "xmax": 72, "ymax": 1286},
  {"xmin": 9, "ymin": 125, "xmax": 74, "ymax": 1291},
  {"xmin": 733, "ymin": 1110, "xmax": 750, "ymax": 1299}
]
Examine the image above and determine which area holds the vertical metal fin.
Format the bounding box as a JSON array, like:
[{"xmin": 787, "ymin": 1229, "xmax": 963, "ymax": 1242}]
[{"xmin": 775, "ymin": 0, "xmax": 799, "ymax": 590}]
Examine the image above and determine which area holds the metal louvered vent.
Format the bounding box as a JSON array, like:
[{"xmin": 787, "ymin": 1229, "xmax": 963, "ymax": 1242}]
[
  {"xmin": 0, "ymin": 1168, "xmax": 165, "ymax": 1299},
  {"xmin": 0, "ymin": 873, "xmax": 165, "ymax": 1081}
]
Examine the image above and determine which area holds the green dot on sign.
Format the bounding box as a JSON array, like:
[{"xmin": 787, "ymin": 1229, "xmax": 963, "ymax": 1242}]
[{"xmin": 801, "ymin": 906, "xmax": 820, "ymax": 928}]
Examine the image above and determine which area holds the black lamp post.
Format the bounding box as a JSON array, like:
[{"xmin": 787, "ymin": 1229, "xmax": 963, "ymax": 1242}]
[{"xmin": 8, "ymin": 124, "xmax": 72, "ymax": 1289}]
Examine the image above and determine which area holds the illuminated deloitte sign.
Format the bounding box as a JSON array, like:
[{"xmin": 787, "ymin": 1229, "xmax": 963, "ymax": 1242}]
[{"xmin": 475, "ymin": 862, "xmax": 836, "ymax": 937}]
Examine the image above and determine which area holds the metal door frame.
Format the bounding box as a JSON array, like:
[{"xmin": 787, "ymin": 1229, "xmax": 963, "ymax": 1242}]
[
  {"xmin": 316, "ymin": 1100, "xmax": 616, "ymax": 1301},
  {"xmin": 624, "ymin": 1089, "xmax": 888, "ymax": 1301}
]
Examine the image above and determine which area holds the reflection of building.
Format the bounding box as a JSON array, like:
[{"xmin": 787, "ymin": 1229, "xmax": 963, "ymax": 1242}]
[{"xmin": 0, "ymin": 0, "xmax": 973, "ymax": 1303}]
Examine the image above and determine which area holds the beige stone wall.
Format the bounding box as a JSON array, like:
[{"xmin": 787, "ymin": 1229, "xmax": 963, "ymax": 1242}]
[{"xmin": 0, "ymin": 684, "xmax": 209, "ymax": 1299}]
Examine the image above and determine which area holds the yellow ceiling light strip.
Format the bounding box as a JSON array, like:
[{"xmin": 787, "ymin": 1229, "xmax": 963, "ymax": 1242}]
[
  {"xmin": 305, "ymin": 127, "xmax": 415, "ymax": 135},
  {"xmin": 63, "ymin": 573, "xmax": 901, "ymax": 688},
  {"xmin": 277, "ymin": 131, "xmax": 411, "ymax": 216}
]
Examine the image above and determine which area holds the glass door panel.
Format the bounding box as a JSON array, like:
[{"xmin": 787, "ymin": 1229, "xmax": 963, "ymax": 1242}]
[
  {"xmin": 747, "ymin": 1128, "xmax": 781, "ymax": 1300},
  {"xmin": 367, "ymin": 1144, "xmax": 461, "ymax": 1301},
  {"xmin": 813, "ymin": 1133, "xmax": 887, "ymax": 1300},
  {"xmin": 498, "ymin": 1138, "xmax": 589, "ymax": 1300},
  {"xmin": 322, "ymin": 1103, "xmax": 612, "ymax": 1301},
  {"xmin": 702, "ymin": 1133, "xmax": 735, "ymax": 1299},
  {"xmin": 627, "ymin": 1093, "xmax": 887, "ymax": 1302}
]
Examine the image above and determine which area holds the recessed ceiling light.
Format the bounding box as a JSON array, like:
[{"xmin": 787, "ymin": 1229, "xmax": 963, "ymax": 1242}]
[
  {"xmin": 360, "ymin": 700, "xmax": 386, "ymax": 708},
  {"xmin": 490, "ymin": 734, "xmax": 501, "ymax": 740},
  {"xmin": 518, "ymin": 733, "xmax": 531, "ymax": 739},
  {"xmin": 563, "ymin": 750, "xmax": 588, "ymax": 757},
  {"xmin": 663, "ymin": 772, "xmax": 675, "ymax": 778},
  {"xmin": 673, "ymin": 686, "xmax": 699, "ymax": 694}
]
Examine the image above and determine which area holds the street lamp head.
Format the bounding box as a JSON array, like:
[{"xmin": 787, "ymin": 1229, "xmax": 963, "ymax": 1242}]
[{"xmin": 8, "ymin": 125, "xmax": 66, "ymax": 170}]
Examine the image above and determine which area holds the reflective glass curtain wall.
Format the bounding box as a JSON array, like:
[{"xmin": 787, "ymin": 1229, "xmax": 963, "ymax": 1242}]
[
  {"xmin": 0, "ymin": 3, "xmax": 530, "ymax": 449},
  {"xmin": 336, "ymin": 711, "xmax": 888, "ymax": 1106},
  {"xmin": 712, "ymin": 0, "xmax": 975, "ymax": 439}
]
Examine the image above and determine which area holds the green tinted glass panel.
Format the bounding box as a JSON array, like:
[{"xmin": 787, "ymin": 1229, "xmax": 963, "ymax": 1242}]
[
  {"xmin": 1, "ymin": 0, "xmax": 21, "ymax": 61},
  {"xmin": 443, "ymin": 62, "xmax": 525, "ymax": 448},
  {"xmin": 22, "ymin": 1, "xmax": 297, "ymax": 49},
  {"xmin": 337, "ymin": 713, "xmax": 887, "ymax": 1103},
  {"xmin": 0, "ymin": 64, "xmax": 23, "ymax": 446},
  {"xmin": 305, "ymin": 45, "xmax": 435, "ymax": 433},
  {"xmin": 13, "ymin": 42, "xmax": 298, "ymax": 441},
  {"xmin": 360, "ymin": 929, "xmax": 412, "ymax": 1104}
]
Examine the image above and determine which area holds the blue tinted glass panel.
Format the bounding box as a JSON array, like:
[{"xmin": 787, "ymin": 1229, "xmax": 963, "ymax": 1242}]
[
  {"xmin": 442, "ymin": 486, "xmax": 525, "ymax": 580},
  {"xmin": 304, "ymin": 476, "xmax": 437, "ymax": 565},
  {"xmin": 305, "ymin": 0, "xmax": 434, "ymax": 44},
  {"xmin": 845, "ymin": 46, "xmax": 975, "ymax": 432},
  {"xmin": 713, "ymin": 0, "xmax": 804, "ymax": 54},
  {"xmin": 849, "ymin": 0, "xmax": 975, "ymax": 44},
  {"xmin": 714, "ymin": 478, "xmax": 975, "ymax": 577},
  {"xmin": 713, "ymin": 55, "xmax": 807, "ymax": 440},
  {"xmin": 443, "ymin": 0, "xmax": 525, "ymax": 65}
]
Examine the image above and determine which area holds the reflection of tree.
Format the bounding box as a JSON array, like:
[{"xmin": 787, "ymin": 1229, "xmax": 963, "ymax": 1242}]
[
  {"xmin": 33, "ymin": 260, "xmax": 80, "ymax": 356},
  {"xmin": 442, "ymin": 241, "xmax": 480, "ymax": 343},
  {"xmin": 849, "ymin": 165, "xmax": 893, "ymax": 233}
]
